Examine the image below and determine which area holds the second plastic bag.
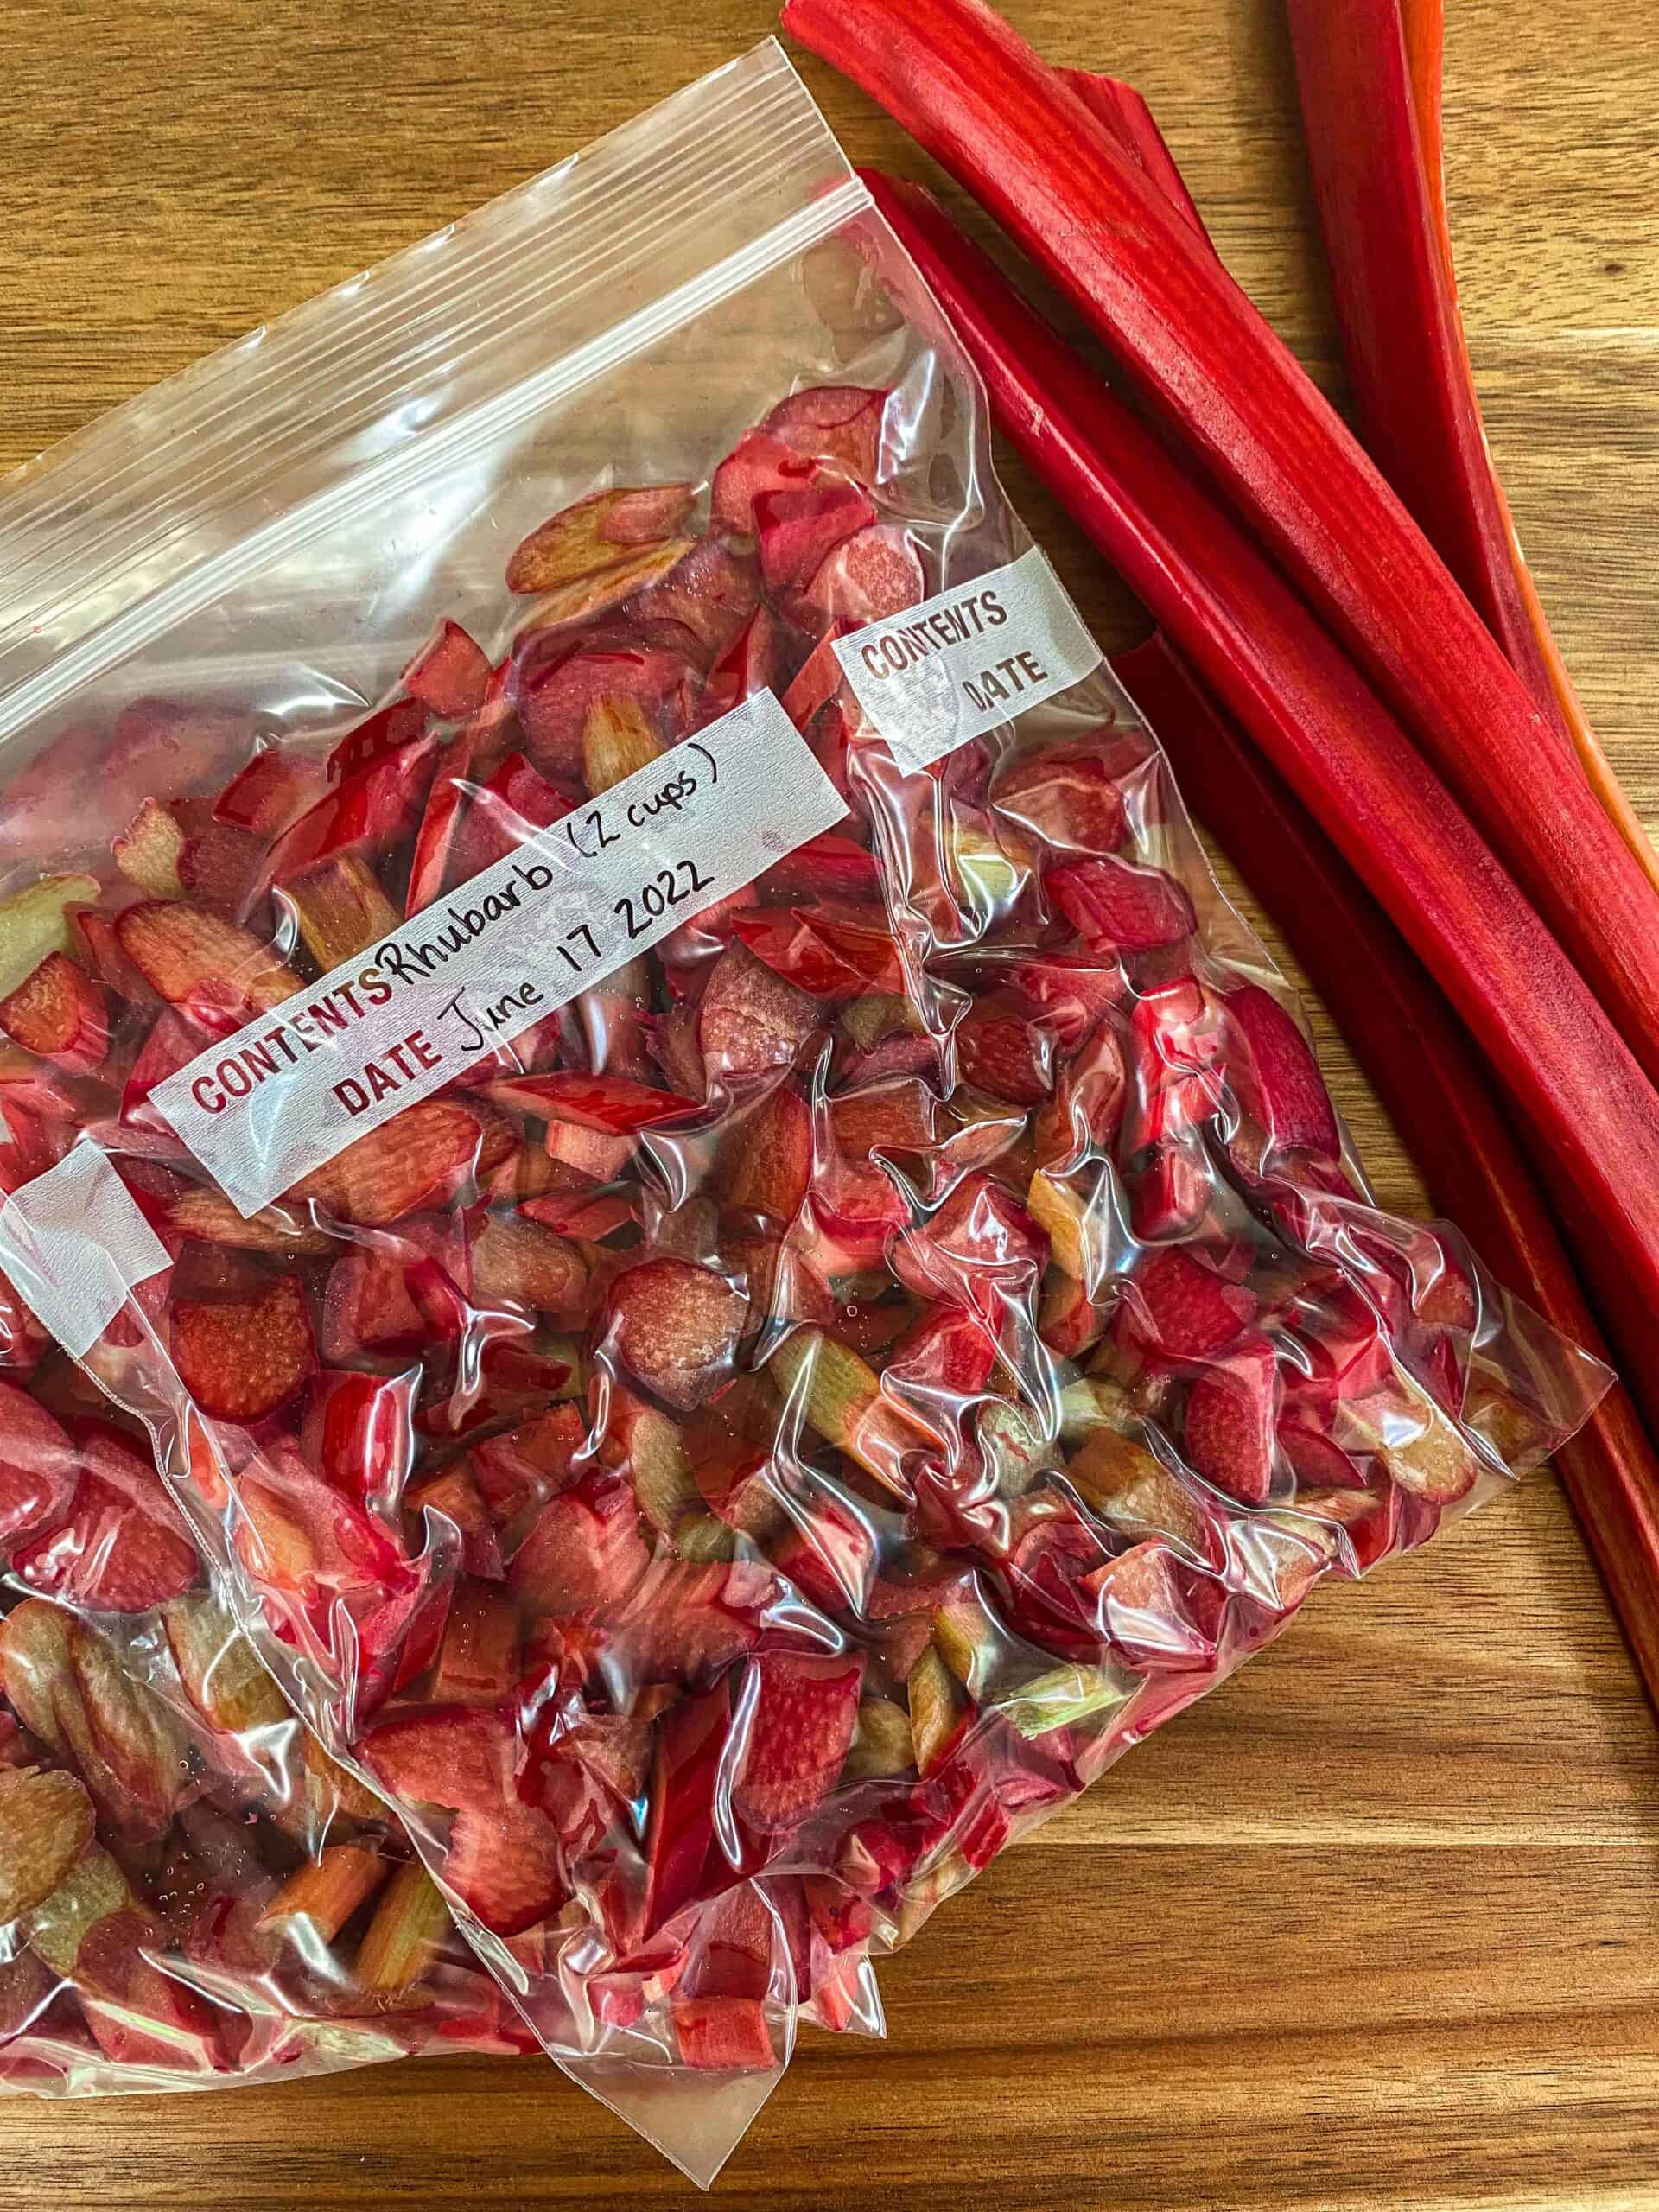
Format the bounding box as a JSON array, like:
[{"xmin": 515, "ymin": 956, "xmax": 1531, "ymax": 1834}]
[{"xmin": 0, "ymin": 40, "xmax": 1609, "ymax": 2182}]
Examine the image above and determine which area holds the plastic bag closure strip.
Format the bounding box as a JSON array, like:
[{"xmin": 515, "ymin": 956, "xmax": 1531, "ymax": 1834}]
[{"xmin": 0, "ymin": 41, "xmax": 867, "ymax": 747}]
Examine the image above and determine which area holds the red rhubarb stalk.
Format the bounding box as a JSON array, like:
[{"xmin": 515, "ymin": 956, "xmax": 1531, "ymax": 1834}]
[
  {"xmin": 1058, "ymin": 73, "xmax": 1212, "ymax": 250},
  {"xmin": 1115, "ymin": 632, "xmax": 1659, "ymax": 1710},
  {"xmin": 1399, "ymin": 0, "xmax": 1451, "ymax": 277},
  {"xmin": 1402, "ymin": 0, "xmax": 1649, "ymax": 887},
  {"xmin": 857, "ymin": 172, "xmax": 1659, "ymax": 1432},
  {"xmin": 784, "ymin": 0, "xmax": 1659, "ymax": 1085},
  {"xmin": 1284, "ymin": 0, "xmax": 1659, "ymax": 893}
]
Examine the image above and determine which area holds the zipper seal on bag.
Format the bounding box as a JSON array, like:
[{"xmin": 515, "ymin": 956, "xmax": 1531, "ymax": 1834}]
[{"xmin": 0, "ymin": 41, "xmax": 869, "ymax": 752}]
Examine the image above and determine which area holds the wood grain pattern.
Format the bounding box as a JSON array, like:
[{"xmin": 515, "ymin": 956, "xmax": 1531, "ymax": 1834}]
[{"xmin": 1, "ymin": 0, "xmax": 1656, "ymax": 2203}]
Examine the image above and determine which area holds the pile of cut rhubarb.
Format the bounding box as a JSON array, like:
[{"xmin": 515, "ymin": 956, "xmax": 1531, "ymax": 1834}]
[{"xmin": 0, "ymin": 350, "xmax": 1599, "ymax": 2092}]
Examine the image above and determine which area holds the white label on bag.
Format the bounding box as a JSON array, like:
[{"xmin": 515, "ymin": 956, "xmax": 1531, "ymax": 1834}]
[
  {"xmin": 0, "ymin": 1143, "xmax": 170, "ymax": 1358},
  {"xmin": 153, "ymin": 690, "xmax": 846, "ymax": 1217},
  {"xmin": 832, "ymin": 545, "xmax": 1102, "ymax": 770}
]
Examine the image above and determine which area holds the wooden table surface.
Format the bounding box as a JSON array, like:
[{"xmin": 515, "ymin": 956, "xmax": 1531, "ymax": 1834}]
[{"xmin": 2, "ymin": 1, "xmax": 1657, "ymax": 2204}]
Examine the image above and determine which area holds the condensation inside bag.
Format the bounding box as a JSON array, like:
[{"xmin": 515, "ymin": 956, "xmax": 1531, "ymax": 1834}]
[{"xmin": 0, "ymin": 40, "xmax": 1611, "ymax": 2184}]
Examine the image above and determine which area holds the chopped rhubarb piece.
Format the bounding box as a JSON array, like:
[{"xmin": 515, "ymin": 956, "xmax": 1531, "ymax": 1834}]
[
  {"xmin": 13, "ymin": 1472, "xmax": 199, "ymax": 1611},
  {"xmin": 361, "ymin": 1707, "xmax": 514, "ymax": 1812},
  {"xmin": 1009, "ymin": 952, "xmax": 1127, "ymax": 1050},
  {"xmin": 1040, "ymin": 1271, "xmax": 1109, "ymax": 1358},
  {"xmin": 671, "ymin": 1993, "xmax": 775, "ymax": 2072},
  {"xmin": 582, "ymin": 694, "xmax": 662, "ymax": 797},
  {"xmin": 1346, "ymin": 1378, "xmax": 1480, "ymax": 1503},
  {"xmin": 404, "ymin": 728, "xmax": 529, "ymax": 913},
  {"xmin": 176, "ymin": 820, "xmax": 263, "ymax": 915},
  {"xmin": 762, "ymin": 385, "xmax": 891, "ymax": 481},
  {"xmin": 511, "ymin": 1478, "xmax": 651, "ymax": 1618},
  {"xmin": 992, "ymin": 741, "xmax": 1131, "ymax": 855},
  {"xmin": 711, "ymin": 430, "xmax": 822, "ymax": 535},
  {"xmin": 430, "ymin": 1583, "xmax": 518, "ymax": 1704},
  {"xmin": 506, "ymin": 483, "xmax": 696, "ymax": 594},
  {"xmin": 733, "ymin": 1649, "xmax": 865, "ymax": 1831},
  {"xmin": 403, "ymin": 619, "xmax": 492, "ymax": 720},
  {"xmin": 168, "ymin": 1186, "xmax": 336, "ymax": 1256},
  {"xmin": 809, "ymin": 1148, "xmax": 910, "ymax": 1267},
  {"xmin": 518, "ymin": 538, "xmax": 696, "ymax": 629},
  {"xmin": 117, "ymin": 1009, "xmax": 200, "ymax": 1135},
  {"xmin": 1184, "ymin": 1338, "xmax": 1280, "ymax": 1505},
  {"xmin": 486, "ymin": 1071, "xmax": 696, "ymax": 1134},
  {"xmin": 638, "ymin": 1684, "xmax": 730, "ymax": 1940},
  {"xmin": 761, "ymin": 832, "xmax": 880, "ymax": 906},
  {"xmin": 283, "ymin": 852, "xmax": 400, "ymax": 968},
  {"xmin": 0, "ymin": 876, "xmax": 103, "ymax": 1006},
  {"xmin": 1034, "ymin": 1020, "xmax": 1127, "ymax": 1171},
  {"xmin": 520, "ymin": 1185, "xmax": 636, "ymax": 1242},
  {"xmin": 471, "ymin": 1211, "xmax": 588, "ymax": 1315},
  {"xmin": 261, "ymin": 733, "xmax": 440, "ymax": 887},
  {"xmin": 893, "ymin": 1170, "xmax": 1047, "ymax": 1321},
  {"xmin": 606, "ymin": 1258, "xmax": 747, "ymax": 1413},
  {"xmin": 618, "ymin": 1556, "xmax": 767, "ymax": 1683},
  {"xmin": 1122, "ymin": 976, "xmax": 1226, "ymax": 1155},
  {"xmin": 543, "ymin": 1118, "xmax": 635, "ymax": 1182},
  {"xmin": 115, "ymin": 900, "xmax": 298, "ymax": 1028},
  {"xmin": 326, "ymin": 697, "xmax": 428, "ymax": 785},
  {"xmin": 354, "ymin": 1859, "xmax": 452, "ymax": 1993},
  {"xmin": 829, "ymin": 1075, "xmax": 937, "ymax": 1157},
  {"xmin": 766, "ymin": 1328, "xmax": 919, "ymax": 1499},
  {"xmin": 287, "ymin": 1100, "xmax": 505, "ymax": 1227},
  {"xmin": 170, "ymin": 1273, "xmax": 315, "ymax": 1424},
  {"xmin": 699, "ymin": 941, "xmax": 820, "ymax": 1079},
  {"xmin": 1047, "ymin": 855, "xmax": 1196, "ymax": 954},
  {"xmin": 213, "ymin": 747, "xmax": 325, "ymax": 836},
  {"xmin": 260, "ymin": 1843, "xmax": 389, "ymax": 1941},
  {"xmin": 884, "ymin": 1302, "xmax": 1000, "ymax": 1427},
  {"xmin": 728, "ymin": 1229, "xmax": 836, "ymax": 1331},
  {"xmin": 1079, "ymin": 1540, "xmax": 1209, "ymax": 1668},
  {"xmin": 757, "ymin": 479, "xmax": 877, "ymax": 595},
  {"xmin": 407, "ymin": 1465, "xmax": 505, "ymax": 1580},
  {"xmin": 517, "ymin": 639, "xmax": 699, "ymax": 781},
  {"xmin": 0, "ymin": 1378, "xmax": 78, "ymax": 1545},
  {"xmin": 700, "ymin": 604, "xmax": 788, "ymax": 723},
  {"xmin": 719, "ymin": 1084, "xmax": 812, "ymax": 1222},
  {"xmin": 781, "ymin": 625, "xmax": 856, "ymax": 730},
  {"xmin": 1121, "ymin": 1249, "xmax": 1256, "ymax": 1361},
  {"xmin": 1278, "ymin": 1419, "xmax": 1366, "ymax": 1491},
  {"xmin": 1128, "ymin": 1141, "xmax": 1210, "ymax": 1243},
  {"xmin": 0, "ymin": 952, "xmax": 106, "ymax": 1072},
  {"xmin": 599, "ymin": 1389, "xmax": 696, "ymax": 1538},
  {"xmin": 638, "ymin": 537, "xmax": 764, "ymax": 662},
  {"xmin": 796, "ymin": 524, "xmax": 923, "ymax": 627},
  {"xmin": 956, "ymin": 996, "xmax": 1055, "ymax": 1106},
  {"xmin": 320, "ymin": 1216, "xmax": 467, "ymax": 1359},
  {"xmin": 0, "ymin": 1767, "xmax": 96, "ymax": 1925},
  {"xmin": 112, "ymin": 797, "xmax": 187, "ymax": 898},
  {"xmin": 1223, "ymin": 984, "xmax": 1341, "ymax": 1165},
  {"xmin": 301, "ymin": 1368, "xmax": 417, "ymax": 1506},
  {"xmin": 906, "ymin": 1644, "xmax": 967, "ymax": 1776},
  {"xmin": 732, "ymin": 907, "xmax": 903, "ymax": 999}
]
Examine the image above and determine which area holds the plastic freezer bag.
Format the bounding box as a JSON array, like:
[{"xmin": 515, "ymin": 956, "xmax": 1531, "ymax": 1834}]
[{"xmin": 0, "ymin": 38, "xmax": 1609, "ymax": 2181}]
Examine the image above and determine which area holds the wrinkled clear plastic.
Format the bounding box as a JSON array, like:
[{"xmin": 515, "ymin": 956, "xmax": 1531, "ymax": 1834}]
[{"xmin": 0, "ymin": 41, "xmax": 1610, "ymax": 2183}]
